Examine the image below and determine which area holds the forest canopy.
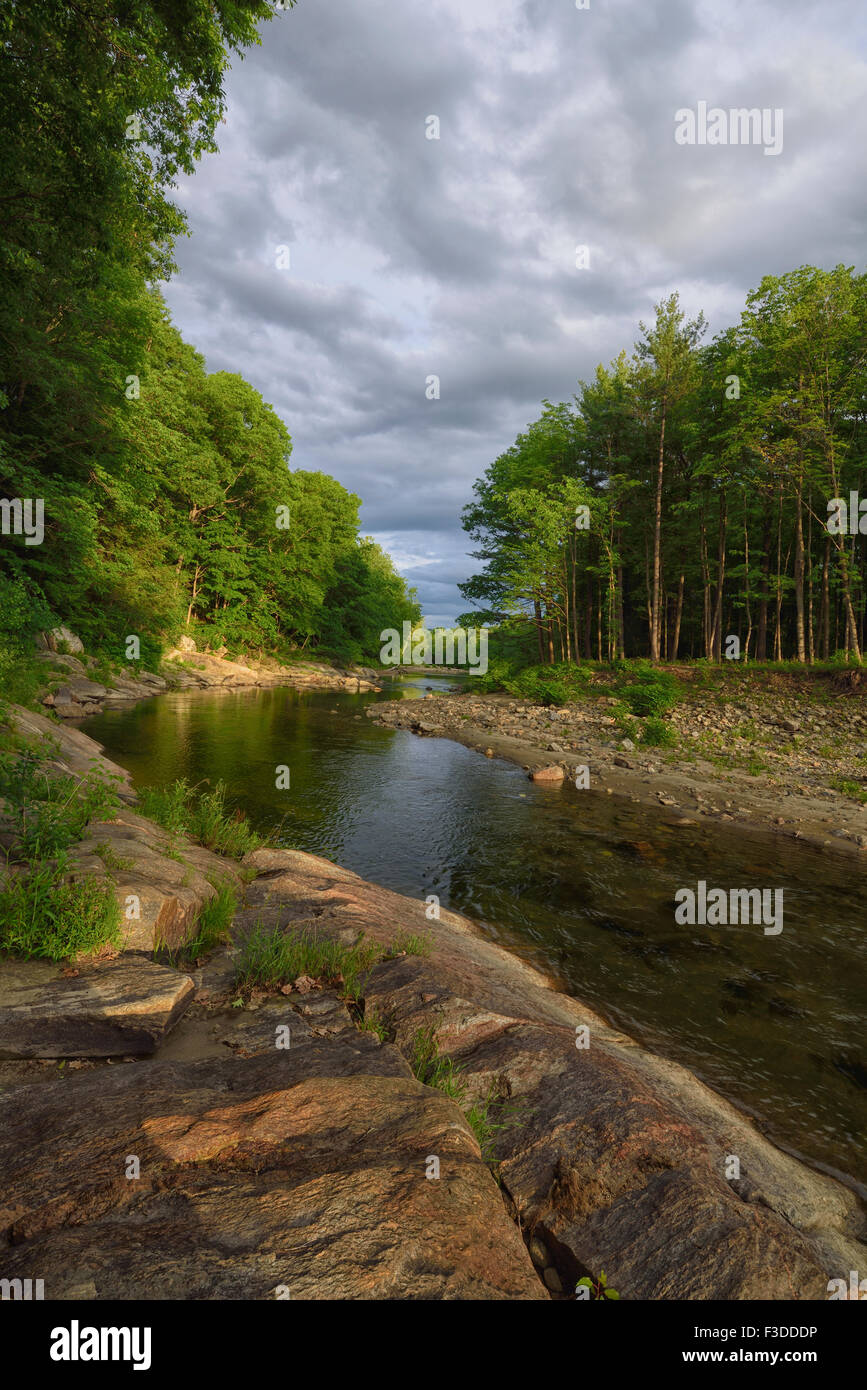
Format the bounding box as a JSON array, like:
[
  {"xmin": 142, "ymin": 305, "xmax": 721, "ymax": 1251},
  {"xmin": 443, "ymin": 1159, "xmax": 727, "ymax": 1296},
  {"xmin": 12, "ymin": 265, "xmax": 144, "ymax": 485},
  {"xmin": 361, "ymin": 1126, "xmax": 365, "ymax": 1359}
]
[
  {"xmin": 0, "ymin": 0, "xmax": 419, "ymax": 680},
  {"xmin": 459, "ymin": 268, "xmax": 867, "ymax": 666}
]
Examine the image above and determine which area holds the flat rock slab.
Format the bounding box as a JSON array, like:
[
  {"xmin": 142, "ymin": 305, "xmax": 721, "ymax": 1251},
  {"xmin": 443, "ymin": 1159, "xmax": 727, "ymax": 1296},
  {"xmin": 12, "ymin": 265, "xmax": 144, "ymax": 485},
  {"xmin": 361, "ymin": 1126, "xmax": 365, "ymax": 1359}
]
[
  {"xmin": 0, "ymin": 1039, "xmax": 545, "ymax": 1300},
  {"xmin": 8, "ymin": 705, "xmax": 136, "ymax": 801},
  {"xmin": 0, "ymin": 958, "xmax": 194, "ymax": 1058}
]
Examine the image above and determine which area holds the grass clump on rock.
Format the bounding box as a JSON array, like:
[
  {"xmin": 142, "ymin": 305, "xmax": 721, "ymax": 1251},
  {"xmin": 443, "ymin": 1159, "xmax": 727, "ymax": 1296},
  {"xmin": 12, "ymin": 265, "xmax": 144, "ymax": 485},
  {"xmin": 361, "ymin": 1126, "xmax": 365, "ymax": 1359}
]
[
  {"xmin": 233, "ymin": 922, "xmax": 381, "ymax": 1003},
  {"xmin": 157, "ymin": 878, "xmax": 239, "ymax": 967},
  {"xmin": 138, "ymin": 778, "xmax": 264, "ymax": 858},
  {"xmin": 409, "ymin": 1022, "xmax": 518, "ymax": 1166},
  {"xmin": 0, "ymin": 866, "xmax": 121, "ymax": 960},
  {"xmin": 0, "ymin": 743, "xmax": 122, "ymax": 960}
]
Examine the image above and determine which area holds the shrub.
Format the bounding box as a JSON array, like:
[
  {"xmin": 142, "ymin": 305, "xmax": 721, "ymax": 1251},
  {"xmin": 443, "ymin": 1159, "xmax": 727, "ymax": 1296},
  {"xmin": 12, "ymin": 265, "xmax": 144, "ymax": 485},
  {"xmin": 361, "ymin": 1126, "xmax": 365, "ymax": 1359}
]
[
  {"xmin": 617, "ymin": 668, "xmax": 680, "ymax": 718},
  {"xmin": 0, "ymin": 866, "xmax": 121, "ymax": 960},
  {"xmin": 640, "ymin": 716, "xmax": 676, "ymax": 747}
]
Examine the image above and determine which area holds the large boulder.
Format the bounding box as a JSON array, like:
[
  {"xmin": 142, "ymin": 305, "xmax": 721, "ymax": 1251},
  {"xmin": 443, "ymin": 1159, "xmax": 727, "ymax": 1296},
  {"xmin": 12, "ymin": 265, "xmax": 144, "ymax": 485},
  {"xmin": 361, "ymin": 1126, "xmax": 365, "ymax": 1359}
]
[{"xmin": 0, "ymin": 1039, "xmax": 544, "ymax": 1300}]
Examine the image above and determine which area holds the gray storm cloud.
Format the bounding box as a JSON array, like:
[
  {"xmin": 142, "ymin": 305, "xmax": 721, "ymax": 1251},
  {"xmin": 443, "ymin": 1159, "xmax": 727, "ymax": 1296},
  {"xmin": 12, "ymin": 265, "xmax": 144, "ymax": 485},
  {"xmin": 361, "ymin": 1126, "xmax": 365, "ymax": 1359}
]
[{"xmin": 162, "ymin": 0, "xmax": 867, "ymax": 625}]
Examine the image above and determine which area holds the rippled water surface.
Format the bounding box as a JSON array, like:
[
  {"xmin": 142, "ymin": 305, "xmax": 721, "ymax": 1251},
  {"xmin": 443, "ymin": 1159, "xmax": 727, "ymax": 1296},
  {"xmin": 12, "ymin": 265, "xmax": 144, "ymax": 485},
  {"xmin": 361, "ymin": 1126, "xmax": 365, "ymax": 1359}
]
[{"xmin": 81, "ymin": 675, "xmax": 867, "ymax": 1187}]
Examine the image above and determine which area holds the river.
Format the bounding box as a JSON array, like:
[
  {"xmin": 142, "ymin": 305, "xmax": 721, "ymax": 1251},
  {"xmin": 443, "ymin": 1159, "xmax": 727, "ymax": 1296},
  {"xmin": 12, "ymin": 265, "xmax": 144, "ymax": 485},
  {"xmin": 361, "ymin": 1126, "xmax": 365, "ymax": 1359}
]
[{"xmin": 80, "ymin": 673, "xmax": 867, "ymax": 1190}]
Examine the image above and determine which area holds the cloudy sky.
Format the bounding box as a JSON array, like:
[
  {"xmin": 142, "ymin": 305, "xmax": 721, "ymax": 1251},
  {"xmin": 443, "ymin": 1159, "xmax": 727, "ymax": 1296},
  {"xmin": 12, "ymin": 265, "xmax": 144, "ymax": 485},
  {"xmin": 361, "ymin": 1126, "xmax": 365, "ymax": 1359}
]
[{"xmin": 163, "ymin": 0, "xmax": 867, "ymax": 625}]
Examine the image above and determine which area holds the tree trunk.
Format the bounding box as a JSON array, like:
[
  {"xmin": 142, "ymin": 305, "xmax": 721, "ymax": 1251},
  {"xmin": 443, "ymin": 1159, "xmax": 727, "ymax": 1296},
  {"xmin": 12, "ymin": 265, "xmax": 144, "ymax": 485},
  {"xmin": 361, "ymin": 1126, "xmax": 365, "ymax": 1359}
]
[
  {"xmin": 650, "ymin": 393, "xmax": 667, "ymax": 661},
  {"xmin": 669, "ymin": 572, "xmax": 684, "ymax": 660}
]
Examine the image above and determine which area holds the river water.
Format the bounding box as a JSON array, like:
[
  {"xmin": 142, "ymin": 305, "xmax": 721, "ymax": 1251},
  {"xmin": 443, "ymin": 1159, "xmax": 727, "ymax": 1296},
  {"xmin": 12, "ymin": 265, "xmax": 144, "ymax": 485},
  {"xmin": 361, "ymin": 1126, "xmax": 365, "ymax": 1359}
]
[{"xmin": 81, "ymin": 673, "xmax": 866, "ymax": 1189}]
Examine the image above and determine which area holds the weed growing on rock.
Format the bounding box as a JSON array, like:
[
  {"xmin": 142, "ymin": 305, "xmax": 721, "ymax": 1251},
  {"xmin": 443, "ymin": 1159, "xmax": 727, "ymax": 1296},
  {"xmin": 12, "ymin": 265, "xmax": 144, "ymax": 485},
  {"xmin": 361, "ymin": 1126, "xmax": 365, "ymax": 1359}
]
[
  {"xmin": 385, "ymin": 929, "xmax": 432, "ymax": 958},
  {"xmin": 0, "ymin": 746, "xmax": 119, "ymax": 858},
  {"xmin": 358, "ymin": 1005, "xmax": 392, "ymax": 1042},
  {"xmin": 410, "ymin": 1022, "xmax": 468, "ymax": 1101},
  {"xmin": 409, "ymin": 1024, "xmax": 520, "ymax": 1168},
  {"xmin": 0, "ymin": 864, "xmax": 121, "ymax": 959},
  {"xmin": 94, "ymin": 841, "xmax": 135, "ymax": 875},
  {"xmin": 233, "ymin": 922, "xmax": 380, "ymax": 1002},
  {"xmin": 639, "ymin": 716, "xmax": 676, "ymax": 747},
  {"xmin": 158, "ymin": 879, "xmax": 238, "ymax": 966},
  {"xmin": 575, "ymin": 1270, "xmax": 620, "ymax": 1300},
  {"xmin": 138, "ymin": 778, "xmax": 264, "ymax": 857},
  {"xmin": 0, "ymin": 744, "xmax": 122, "ymax": 959}
]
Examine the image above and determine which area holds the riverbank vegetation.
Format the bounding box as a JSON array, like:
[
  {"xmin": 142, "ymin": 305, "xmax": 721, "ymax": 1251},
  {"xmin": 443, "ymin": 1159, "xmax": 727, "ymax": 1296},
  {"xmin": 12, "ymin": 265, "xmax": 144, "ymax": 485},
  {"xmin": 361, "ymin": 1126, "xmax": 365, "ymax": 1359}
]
[
  {"xmin": 459, "ymin": 269, "xmax": 867, "ymax": 667},
  {"xmin": 138, "ymin": 779, "xmax": 266, "ymax": 860},
  {"xmin": 0, "ymin": 741, "xmax": 122, "ymax": 959},
  {"xmin": 0, "ymin": 1, "xmax": 419, "ymax": 706}
]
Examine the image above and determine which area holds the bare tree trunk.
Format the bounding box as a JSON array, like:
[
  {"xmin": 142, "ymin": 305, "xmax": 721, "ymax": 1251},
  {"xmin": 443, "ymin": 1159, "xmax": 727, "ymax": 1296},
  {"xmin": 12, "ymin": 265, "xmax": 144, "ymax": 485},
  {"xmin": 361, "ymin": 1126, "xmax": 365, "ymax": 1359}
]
[
  {"xmin": 756, "ymin": 507, "xmax": 771, "ymax": 661},
  {"xmin": 806, "ymin": 493, "xmax": 815, "ymax": 664},
  {"xmin": 793, "ymin": 474, "xmax": 806, "ymax": 663},
  {"xmin": 700, "ymin": 509, "xmax": 711, "ymax": 659},
  {"xmin": 650, "ymin": 395, "xmax": 667, "ymax": 661},
  {"xmin": 820, "ymin": 536, "xmax": 830, "ymax": 660},
  {"xmin": 743, "ymin": 504, "xmax": 753, "ymax": 661},
  {"xmin": 710, "ymin": 495, "xmax": 727, "ymax": 661},
  {"xmin": 669, "ymin": 572, "xmax": 684, "ymax": 660}
]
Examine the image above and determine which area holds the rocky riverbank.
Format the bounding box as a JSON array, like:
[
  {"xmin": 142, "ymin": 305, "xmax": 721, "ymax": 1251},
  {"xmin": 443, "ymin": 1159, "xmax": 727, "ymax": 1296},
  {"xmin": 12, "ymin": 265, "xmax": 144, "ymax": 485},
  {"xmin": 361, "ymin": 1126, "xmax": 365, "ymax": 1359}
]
[
  {"xmin": 1, "ymin": 710, "xmax": 865, "ymax": 1300},
  {"xmin": 32, "ymin": 627, "xmax": 382, "ymax": 721},
  {"xmin": 367, "ymin": 676, "xmax": 867, "ymax": 855}
]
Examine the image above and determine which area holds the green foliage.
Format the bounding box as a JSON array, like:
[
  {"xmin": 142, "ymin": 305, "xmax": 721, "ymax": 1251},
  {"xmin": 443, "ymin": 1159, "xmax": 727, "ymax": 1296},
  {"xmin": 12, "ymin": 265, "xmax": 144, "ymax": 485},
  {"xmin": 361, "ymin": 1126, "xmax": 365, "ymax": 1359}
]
[
  {"xmin": 408, "ymin": 1024, "xmax": 520, "ymax": 1166},
  {"xmin": 385, "ymin": 929, "xmax": 433, "ymax": 958},
  {"xmin": 502, "ymin": 662, "xmax": 592, "ymax": 706},
  {"xmin": 0, "ymin": 2, "xmax": 413, "ymax": 675},
  {"xmin": 172, "ymin": 880, "xmax": 238, "ymax": 965},
  {"xmin": 461, "ymin": 267, "xmax": 867, "ymax": 665},
  {"xmin": 0, "ymin": 747, "xmax": 120, "ymax": 860},
  {"xmin": 358, "ymin": 1006, "xmax": 392, "ymax": 1043},
  {"xmin": 639, "ymin": 716, "xmax": 677, "ymax": 747},
  {"xmin": 0, "ymin": 744, "xmax": 122, "ymax": 960},
  {"xmin": 0, "ymin": 868, "xmax": 122, "ymax": 961},
  {"xmin": 409, "ymin": 1023, "xmax": 468, "ymax": 1102},
  {"xmin": 137, "ymin": 779, "xmax": 263, "ymax": 858},
  {"xmin": 233, "ymin": 923, "xmax": 381, "ymax": 1002},
  {"xmin": 830, "ymin": 777, "xmax": 867, "ymax": 805},
  {"xmin": 616, "ymin": 668, "xmax": 681, "ymax": 718},
  {"xmin": 575, "ymin": 1270, "xmax": 620, "ymax": 1300}
]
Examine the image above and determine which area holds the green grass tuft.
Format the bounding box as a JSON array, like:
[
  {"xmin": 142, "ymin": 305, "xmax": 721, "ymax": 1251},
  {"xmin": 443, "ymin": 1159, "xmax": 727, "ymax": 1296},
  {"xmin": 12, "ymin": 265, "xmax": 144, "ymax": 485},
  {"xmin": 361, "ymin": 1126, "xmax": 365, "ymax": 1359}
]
[
  {"xmin": 138, "ymin": 778, "xmax": 264, "ymax": 858},
  {"xmin": 233, "ymin": 923, "xmax": 381, "ymax": 1002},
  {"xmin": 0, "ymin": 867, "xmax": 121, "ymax": 960}
]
